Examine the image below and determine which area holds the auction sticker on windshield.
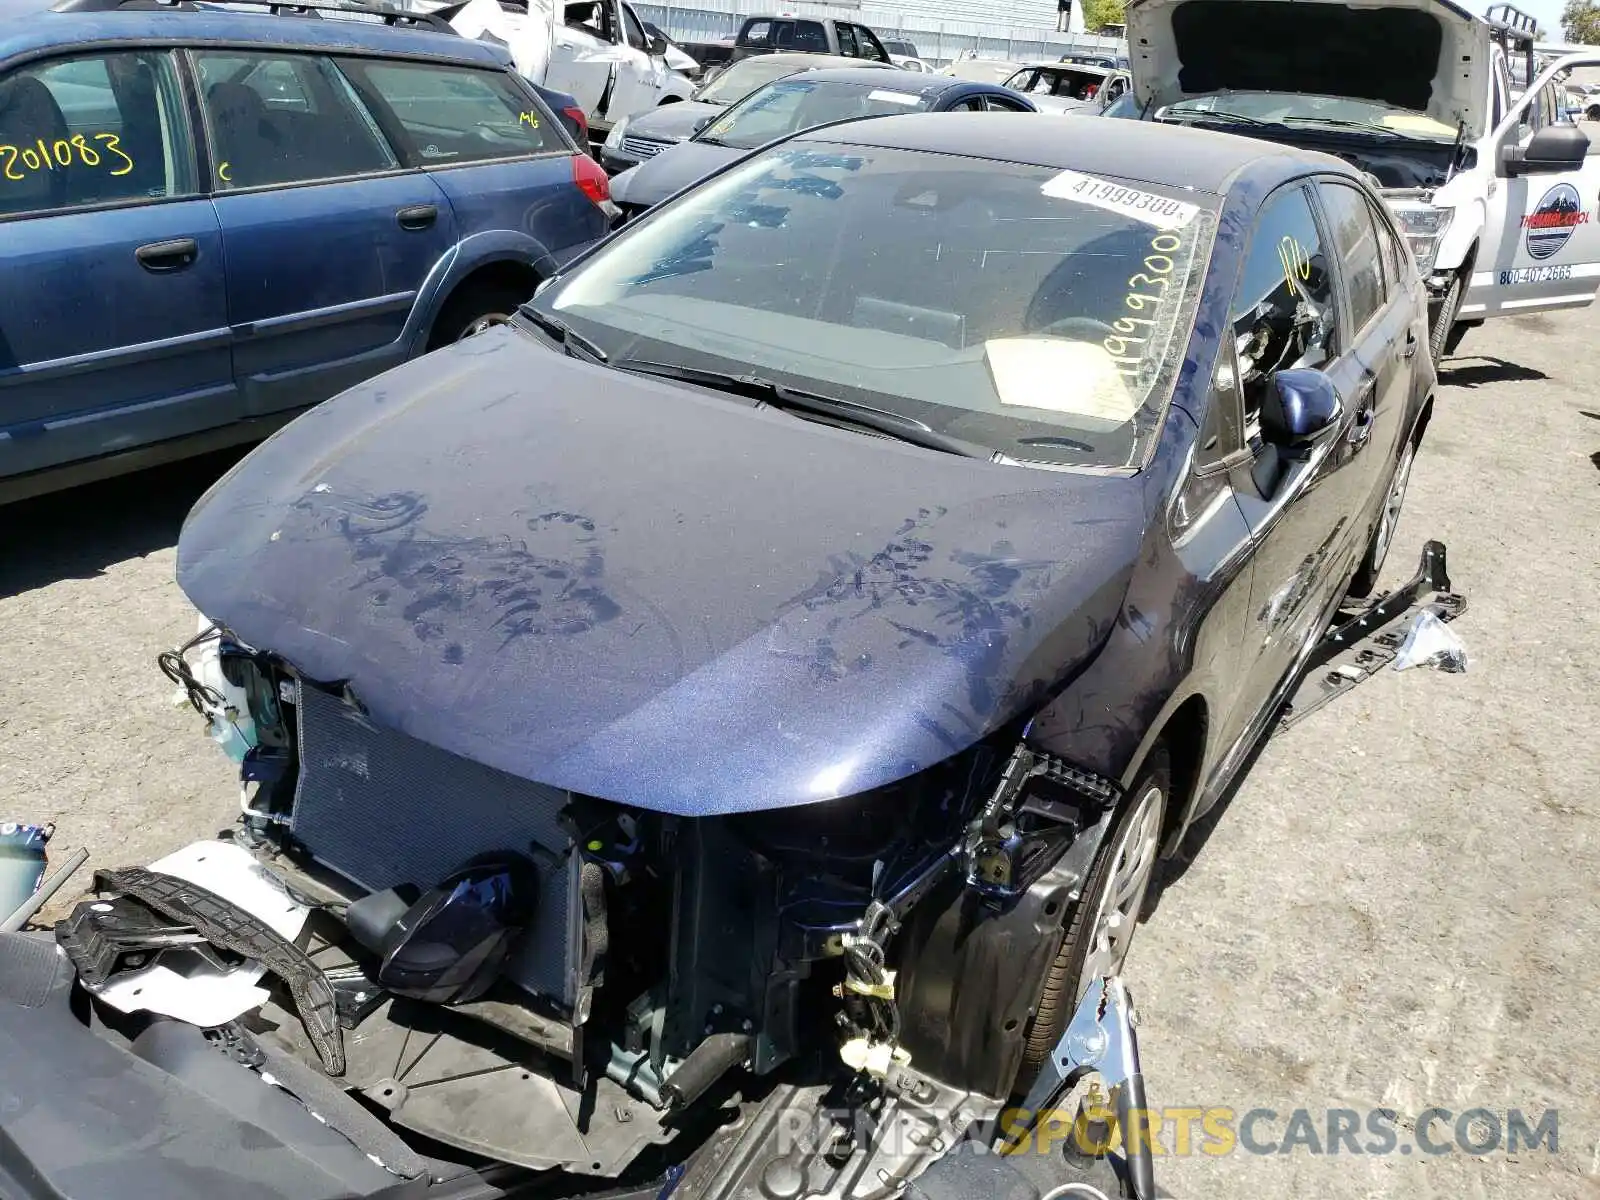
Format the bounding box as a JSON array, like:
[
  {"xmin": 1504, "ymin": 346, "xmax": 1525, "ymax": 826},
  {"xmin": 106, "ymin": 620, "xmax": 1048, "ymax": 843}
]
[
  {"xmin": 866, "ymin": 89, "xmax": 921, "ymax": 105},
  {"xmin": 1040, "ymin": 169, "xmax": 1200, "ymax": 231}
]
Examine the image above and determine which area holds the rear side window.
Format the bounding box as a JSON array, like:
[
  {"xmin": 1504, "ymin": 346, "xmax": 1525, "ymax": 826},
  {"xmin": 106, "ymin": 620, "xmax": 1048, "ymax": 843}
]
[
  {"xmin": 346, "ymin": 60, "xmax": 559, "ymax": 165},
  {"xmin": 1370, "ymin": 199, "xmax": 1405, "ymax": 299},
  {"xmin": 778, "ymin": 20, "xmax": 828, "ymax": 51},
  {"xmin": 836, "ymin": 23, "xmax": 859, "ymax": 56},
  {"xmin": 193, "ymin": 51, "xmax": 396, "ymax": 190},
  {"xmin": 1319, "ymin": 181, "xmax": 1384, "ymax": 334},
  {"xmin": 0, "ymin": 51, "xmax": 194, "ymax": 219}
]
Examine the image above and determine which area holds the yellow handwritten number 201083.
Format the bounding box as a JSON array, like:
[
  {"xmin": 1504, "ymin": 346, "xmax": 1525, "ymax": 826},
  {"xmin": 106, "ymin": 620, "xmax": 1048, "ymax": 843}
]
[{"xmin": 1, "ymin": 133, "xmax": 135, "ymax": 183}]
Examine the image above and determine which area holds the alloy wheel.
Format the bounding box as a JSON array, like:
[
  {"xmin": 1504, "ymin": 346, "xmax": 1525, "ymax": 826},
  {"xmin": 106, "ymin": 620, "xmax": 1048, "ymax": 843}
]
[
  {"xmin": 1369, "ymin": 441, "xmax": 1416, "ymax": 580},
  {"xmin": 1075, "ymin": 783, "xmax": 1163, "ymax": 1000},
  {"xmin": 458, "ymin": 313, "xmax": 511, "ymax": 341}
]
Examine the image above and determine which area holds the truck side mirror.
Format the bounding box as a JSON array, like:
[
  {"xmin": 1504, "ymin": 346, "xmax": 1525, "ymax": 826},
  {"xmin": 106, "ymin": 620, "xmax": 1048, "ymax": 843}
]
[
  {"xmin": 1501, "ymin": 123, "xmax": 1591, "ymax": 176},
  {"xmin": 648, "ymin": 32, "xmax": 669, "ymax": 55},
  {"xmin": 1261, "ymin": 369, "xmax": 1342, "ymax": 447}
]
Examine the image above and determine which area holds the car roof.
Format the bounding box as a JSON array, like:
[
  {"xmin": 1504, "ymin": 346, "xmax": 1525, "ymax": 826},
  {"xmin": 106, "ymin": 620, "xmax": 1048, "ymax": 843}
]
[
  {"xmin": 787, "ymin": 66, "xmax": 982, "ymax": 96},
  {"xmin": 0, "ymin": 0, "xmax": 508, "ymax": 67},
  {"xmin": 743, "ymin": 51, "xmax": 882, "ymax": 71},
  {"xmin": 793, "ymin": 110, "xmax": 1362, "ymax": 195},
  {"xmin": 1017, "ymin": 60, "xmax": 1110, "ymax": 74}
]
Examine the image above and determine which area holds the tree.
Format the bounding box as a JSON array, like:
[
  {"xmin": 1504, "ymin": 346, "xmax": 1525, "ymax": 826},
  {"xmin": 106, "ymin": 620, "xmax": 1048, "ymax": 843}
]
[
  {"xmin": 1562, "ymin": 0, "xmax": 1600, "ymax": 44},
  {"xmin": 1083, "ymin": 0, "xmax": 1125, "ymax": 34}
]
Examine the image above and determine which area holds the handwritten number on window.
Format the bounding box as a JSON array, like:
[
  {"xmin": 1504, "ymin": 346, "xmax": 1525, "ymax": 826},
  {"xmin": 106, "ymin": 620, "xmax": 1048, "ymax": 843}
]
[
  {"xmin": 1106, "ymin": 231, "xmax": 1182, "ymax": 375},
  {"xmin": 0, "ymin": 131, "xmax": 134, "ymax": 189}
]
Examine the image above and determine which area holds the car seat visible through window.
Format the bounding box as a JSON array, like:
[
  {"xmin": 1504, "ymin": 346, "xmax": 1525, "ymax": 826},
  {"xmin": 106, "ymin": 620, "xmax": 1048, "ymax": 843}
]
[
  {"xmin": 0, "ymin": 78, "xmax": 69, "ymax": 214},
  {"xmin": 208, "ymin": 80, "xmax": 286, "ymax": 187}
]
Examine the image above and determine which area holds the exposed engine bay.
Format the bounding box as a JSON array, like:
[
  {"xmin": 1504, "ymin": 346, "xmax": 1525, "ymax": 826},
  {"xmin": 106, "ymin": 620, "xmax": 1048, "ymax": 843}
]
[
  {"xmin": 1163, "ymin": 119, "xmax": 1467, "ymax": 191},
  {"xmin": 1331, "ymin": 139, "xmax": 1462, "ymax": 192},
  {"xmin": 35, "ymin": 624, "xmax": 1150, "ymax": 1198}
]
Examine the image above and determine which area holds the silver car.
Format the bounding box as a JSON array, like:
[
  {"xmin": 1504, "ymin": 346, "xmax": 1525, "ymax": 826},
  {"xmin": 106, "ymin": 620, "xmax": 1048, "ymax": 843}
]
[{"xmin": 599, "ymin": 51, "xmax": 881, "ymax": 171}]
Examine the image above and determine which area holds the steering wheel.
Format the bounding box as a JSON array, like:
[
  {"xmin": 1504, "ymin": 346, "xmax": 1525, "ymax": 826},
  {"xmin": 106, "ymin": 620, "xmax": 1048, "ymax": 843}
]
[{"xmin": 1035, "ymin": 316, "xmax": 1118, "ymax": 342}]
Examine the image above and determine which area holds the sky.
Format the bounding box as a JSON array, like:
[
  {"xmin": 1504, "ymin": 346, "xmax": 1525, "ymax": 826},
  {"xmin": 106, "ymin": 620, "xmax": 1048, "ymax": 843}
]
[{"xmin": 1518, "ymin": 0, "xmax": 1568, "ymax": 40}]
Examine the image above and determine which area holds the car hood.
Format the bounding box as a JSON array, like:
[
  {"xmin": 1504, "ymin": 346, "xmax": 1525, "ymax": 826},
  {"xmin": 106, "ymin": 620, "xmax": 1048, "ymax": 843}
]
[
  {"xmin": 611, "ymin": 140, "xmax": 741, "ymax": 209},
  {"xmin": 1031, "ymin": 95, "xmax": 1100, "ymax": 114},
  {"xmin": 1125, "ymin": 0, "xmax": 1491, "ymax": 140},
  {"xmin": 177, "ymin": 327, "xmax": 1148, "ymax": 817},
  {"xmin": 622, "ymin": 99, "xmax": 721, "ymax": 143}
]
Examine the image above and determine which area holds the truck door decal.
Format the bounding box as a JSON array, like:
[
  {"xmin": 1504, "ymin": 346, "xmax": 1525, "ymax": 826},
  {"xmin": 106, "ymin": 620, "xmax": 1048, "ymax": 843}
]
[{"xmin": 1522, "ymin": 182, "xmax": 1586, "ymax": 258}]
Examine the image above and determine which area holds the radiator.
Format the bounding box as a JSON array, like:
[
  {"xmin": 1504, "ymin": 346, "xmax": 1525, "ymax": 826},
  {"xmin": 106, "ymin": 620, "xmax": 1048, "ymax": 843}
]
[{"xmin": 291, "ymin": 682, "xmax": 580, "ymax": 1008}]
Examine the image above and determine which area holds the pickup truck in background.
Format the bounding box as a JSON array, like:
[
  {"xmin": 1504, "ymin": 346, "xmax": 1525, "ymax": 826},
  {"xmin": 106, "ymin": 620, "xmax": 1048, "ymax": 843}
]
[
  {"xmin": 438, "ymin": 0, "xmax": 696, "ymax": 136},
  {"xmin": 1123, "ymin": 0, "xmax": 1600, "ymax": 363}
]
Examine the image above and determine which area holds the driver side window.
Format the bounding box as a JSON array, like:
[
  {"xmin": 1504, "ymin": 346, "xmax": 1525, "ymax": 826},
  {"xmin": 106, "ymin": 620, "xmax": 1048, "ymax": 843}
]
[
  {"xmin": 621, "ymin": 5, "xmax": 648, "ymax": 50},
  {"xmin": 1231, "ymin": 184, "xmax": 1336, "ymax": 445}
]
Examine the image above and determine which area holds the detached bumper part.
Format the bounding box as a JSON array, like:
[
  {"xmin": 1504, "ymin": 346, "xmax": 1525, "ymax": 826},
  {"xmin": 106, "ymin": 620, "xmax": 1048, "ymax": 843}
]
[
  {"xmin": 66, "ymin": 867, "xmax": 345, "ymax": 1075},
  {"xmin": 0, "ymin": 931, "xmax": 406, "ymax": 1200}
]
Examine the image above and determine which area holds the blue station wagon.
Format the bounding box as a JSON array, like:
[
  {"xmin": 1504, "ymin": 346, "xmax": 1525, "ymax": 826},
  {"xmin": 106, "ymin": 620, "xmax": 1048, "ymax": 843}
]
[{"xmin": 0, "ymin": 0, "xmax": 613, "ymax": 503}]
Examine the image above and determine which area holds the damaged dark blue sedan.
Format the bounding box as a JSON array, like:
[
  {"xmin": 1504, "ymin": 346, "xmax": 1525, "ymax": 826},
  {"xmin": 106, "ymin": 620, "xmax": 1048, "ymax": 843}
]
[{"xmin": 0, "ymin": 115, "xmax": 1437, "ymax": 1200}]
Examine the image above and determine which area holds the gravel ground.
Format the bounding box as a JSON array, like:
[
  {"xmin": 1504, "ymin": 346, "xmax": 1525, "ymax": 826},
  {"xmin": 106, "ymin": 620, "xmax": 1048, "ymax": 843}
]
[{"xmin": 1, "ymin": 310, "xmax": 1597, "ymax": 1198}]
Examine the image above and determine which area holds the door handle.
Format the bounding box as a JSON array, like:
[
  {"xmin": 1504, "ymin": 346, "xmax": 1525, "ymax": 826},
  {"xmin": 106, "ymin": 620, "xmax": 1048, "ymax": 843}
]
[
  {"xmin": 396, "ymin": 204, "xmax": 438, "ymax": 231},
  {"xmin": 1403, "ymin": 330, "xmax": 1419, "ymax": 359},
  {"xmin": 134, "ymin": 238, "xmax": 198, "ymax": 273},
  {"xmin": 1348, "ymin": 394, "xmax": 1377, "ymax": 446}
]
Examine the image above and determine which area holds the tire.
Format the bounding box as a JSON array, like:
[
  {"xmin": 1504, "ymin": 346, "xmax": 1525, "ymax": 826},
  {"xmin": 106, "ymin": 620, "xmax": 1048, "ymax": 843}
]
[
  {"xmin": 1348, "ymin": 432, "xmax": 1418, "ymax": 599},
  {"xmin": 1427, "ymin": 271, "xmax": 1462, "ymax": 367},
  {"xmin": 1030, "ymin": 1147, "xmax": 1149, "ymax": 1199},
  {"xmin": 1587, "ymin": 104, "xmax": 1600, "ymax": 122},
  {"xmin": 1018, "ymin": 748, "xmax": 1169, "ymax": 1091},
  {"xmin": 426, "ymin": 281, "xmax": 534, "ymax": 352}
]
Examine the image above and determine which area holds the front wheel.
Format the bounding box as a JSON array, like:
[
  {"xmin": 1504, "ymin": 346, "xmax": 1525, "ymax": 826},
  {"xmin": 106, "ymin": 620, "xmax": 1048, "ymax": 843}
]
[
  {"xmin": 1427, "ymin": 271, "xmax": 1462, "ymax": 367},
  {"xmin": 1018, "ymin": 748, "xmax": 1168, "ymax": 1090}
]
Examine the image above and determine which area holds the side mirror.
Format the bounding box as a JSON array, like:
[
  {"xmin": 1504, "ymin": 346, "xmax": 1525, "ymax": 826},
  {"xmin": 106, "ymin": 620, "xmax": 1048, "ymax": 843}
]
[
  {"xmin": 1502, "ymin": 122, "xmax": 1591, "ymax": 176},
  {"xmin": 647, "ymin": 32, "xmax": 668, "ymax": 55},
  {"xmin": 1261, "ymin": 368, "xmax": 1342, "ymax": 447}
]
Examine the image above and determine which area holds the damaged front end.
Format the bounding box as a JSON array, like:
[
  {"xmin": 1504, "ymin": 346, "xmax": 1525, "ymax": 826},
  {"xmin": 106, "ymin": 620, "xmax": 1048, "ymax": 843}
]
[{"xmin": 9, "ymin": 622, "xmax": 1157, "ymax": 1199}]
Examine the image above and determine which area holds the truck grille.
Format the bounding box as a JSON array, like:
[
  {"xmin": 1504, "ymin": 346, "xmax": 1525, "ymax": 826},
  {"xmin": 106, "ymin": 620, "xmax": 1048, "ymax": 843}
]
[
  {"xmin": 290, "ymin": 682, "xmax": 580, "ymax": 1008},
  {"xmin": 622, "ymin": 135, "xmax": 671, "ymax": 160}
]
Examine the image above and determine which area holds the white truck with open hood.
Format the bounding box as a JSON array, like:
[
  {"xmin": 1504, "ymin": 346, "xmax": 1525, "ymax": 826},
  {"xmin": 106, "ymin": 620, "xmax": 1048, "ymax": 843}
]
[
  {"xmin": 436, "ymin": 0, "xmax": 695, "ymax": 137},
  {"xmin": 1124, "ymin": 0, "xmax": 1600, "ymax": 362}
]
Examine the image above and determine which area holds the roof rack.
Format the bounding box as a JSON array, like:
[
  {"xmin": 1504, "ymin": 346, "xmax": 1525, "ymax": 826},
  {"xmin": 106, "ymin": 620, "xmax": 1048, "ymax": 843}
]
[
  {"xmin": 1485, "ymin": 1, "xmax": 1539, "ymax": 89},
  {"xmin": 1485, "ymin": 3, "xmax": 1538, "ymax": 46},
  {"xmin": 51, "ymin": 0, "xmax": 459, "ymax": 34}
]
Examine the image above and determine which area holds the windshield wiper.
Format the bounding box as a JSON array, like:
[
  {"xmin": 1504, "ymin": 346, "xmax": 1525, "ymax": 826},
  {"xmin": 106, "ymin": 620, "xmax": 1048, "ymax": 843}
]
[
  {"xmin": 695, "ymin": 134, "xmax": 730, "ymax": 147},
  {"xmin": 610, "ymin": 358, "xmax": 992, "ymax": 458},
  {"xmin": 1165, "ymin": 109, "xmax": 1271, "ymax": 126},
  {"xmin": 1277, "ymin": 115, "xmax": 1402, "ymax": 137},
  {"xmin": 523, "ymin": 307, "xmax": 608, "ymax": 363}
]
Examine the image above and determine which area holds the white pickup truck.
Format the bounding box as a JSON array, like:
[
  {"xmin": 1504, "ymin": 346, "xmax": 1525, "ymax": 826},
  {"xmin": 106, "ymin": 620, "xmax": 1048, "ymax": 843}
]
[
  {"xmin": 438, "ymin": 0, "xmax": 696, "ymax": 136},
  {"xmin": 1124, "ymin": 0, "xmax": 1600, "ymax": 362}
]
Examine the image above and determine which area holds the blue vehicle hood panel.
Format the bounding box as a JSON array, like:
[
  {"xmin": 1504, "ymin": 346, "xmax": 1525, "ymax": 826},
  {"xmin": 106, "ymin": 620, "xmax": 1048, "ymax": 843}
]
[
  {"xmin": 612, "ymin": 140, "xmax": 741, "ymax": 208},
  {"xmin": 178, "ymin": 327, "xmax": 1146, "ymax": 815}
]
